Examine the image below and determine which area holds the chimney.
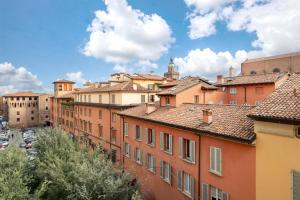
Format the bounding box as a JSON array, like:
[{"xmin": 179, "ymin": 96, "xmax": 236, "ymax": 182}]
[
  {"xmin": 202, "ymin": 109, "xmax": 213, "ymax": 124},
  {"xmin": 216, "ymin": 75, "xmax": 224, "ymax": 85},
  {"xmin": 229, "ymin": 66, "xmax": 235, "ymax": 77},
  {"xmin": 146, "ymin": 102, "xmax": 156, "ymax": 114}
]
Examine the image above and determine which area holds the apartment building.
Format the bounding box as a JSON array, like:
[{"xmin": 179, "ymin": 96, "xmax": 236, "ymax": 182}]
[
  {"xmin": 119, "ymin": 102, "xmax": 256, "ymax": 200},
  {"xmin": 2, "ymin": 91, "xmax": 50, "ymax": 128},
  {"xmin": 241, "ymin": 52, "xmax": 300, "ymax": 75},
  {"xmin": 248, "ymin": 73, "xmax": 300, "ymax": 200},
  {"xmin": 73, "ymin": 81, "xmax": 160, "ymax": 164},
  {"xmin": 215, "ymin": 72, "xmax": 288, "ymax": 106}
]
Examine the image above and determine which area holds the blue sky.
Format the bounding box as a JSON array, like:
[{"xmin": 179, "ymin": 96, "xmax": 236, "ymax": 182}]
[{"xmin": 0, "ymin": 0, "xmax": 299, "ymax": 94}]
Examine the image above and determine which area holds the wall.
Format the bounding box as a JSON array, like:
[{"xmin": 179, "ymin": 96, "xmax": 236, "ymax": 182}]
[
  {"xmin": 200, "ymin": 135, "xmax": 256, "ymax": 200},
  {"xmin": 255, "ymin": 121, "xmax": 300, "ymax": 200}
]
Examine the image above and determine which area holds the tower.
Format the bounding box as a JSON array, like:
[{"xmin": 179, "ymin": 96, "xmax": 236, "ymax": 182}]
[
  {"xmin": 52, "ymin": 79, "xmax": 75, "ymax": 97},
  {"xmin": 164, "ymin": 58, "xmax": 179, "ymax": 80}
]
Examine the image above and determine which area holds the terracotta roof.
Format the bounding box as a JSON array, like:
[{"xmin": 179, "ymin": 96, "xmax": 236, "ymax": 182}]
[
  {"xmin": 53, "ymin": 79, "xmax": 75, "ymax": 84},
  {"xmin": 158, "ymin": 77, "xmax": 216, "ymax": 96},
  {"xmin": 243, "ymin": 52, "xmax": 300, "ymax": 64},
  {"xmin": 248, "ymin": 73, "xmax": 300, "ymax": 124},
  {"xmin": 219, "ymin": 73, "xmax": 286, "ymax": 86},
  {"xmin": 3, "ymin": 91, "xmax": 49, "ymax": 97},
  {"xmin": 120, "ymin": 103, "xmax": 255, "ymax": 143},
  {"xmin": 129, "ymin": 73, "xmax": 166, "ymax": 81},
  {"xmin": 75, "ymin": 81, "xmax": 150, "ymax": 94}
]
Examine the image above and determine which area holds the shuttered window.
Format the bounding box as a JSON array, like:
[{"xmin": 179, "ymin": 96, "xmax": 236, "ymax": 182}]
[
  {"xmin": 145, "ymin": 128, "xmax": 155, "ymax": 146},
  {"xmin": 134, "ymin": 148, "xmax": 142, "ymax": 165},
  {"xmin": 179, "ymin": 137, "xmax": 196, "ymax": 163},
  {"xmin": 123, "ymin": 122, "xmax": 129, "ymax": 136},
  {"xmin": 210, "ymin": 146, "xmax": 222, "ymax": 175},
  {"xmin": 124, "ymin": 143, "xmax": 130, "ymax": 158},
  {"xmin": 146, "ymin": 153, "xmax": 156, "ymax": 173},
  {"xmin": 160, "ymin": 132, "xmax": 173, "ymax": 154},
  {"xmin": 202, "ymin": 183, "xmax": 209, "ymax": 200},
  {"xmin": 293, "ymin": 171, "xmax": 300, "ymax": 200},
  {"xmin": 160, "ymin": 160, "xmax": 171, "ymax": 184},
  {"xmin": 134, "ymin": 125, "xmax": 142, "ymax": 141}
]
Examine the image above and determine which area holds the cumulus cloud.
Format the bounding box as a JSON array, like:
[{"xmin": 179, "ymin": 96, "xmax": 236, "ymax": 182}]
[
  {"xmin": 0, "ymin": 62, "xmax": 43, "ymax": 95},
  {"xmin": 65, "ymin": 71, "xmax": 87, "ymax": 86},
  {"xmin": 113, "ymin": 65, "xmax": 128, "ymax": 73},
  {"xmin": 82, "ymin": 0, "xmax": 173, "ymax": 65}
]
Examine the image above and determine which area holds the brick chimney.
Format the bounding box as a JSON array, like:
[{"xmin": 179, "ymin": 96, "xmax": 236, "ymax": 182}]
[
  {"xmin": 146, "ymin": 102, "xmax": 156, "ymax": 114},
  {"xmin": 202, "ymin": 109, "xmax": 212, "ymax": 124},
  {"xmin": 216, "ymin": 75, "xmax": 224, "ymax": 85}
]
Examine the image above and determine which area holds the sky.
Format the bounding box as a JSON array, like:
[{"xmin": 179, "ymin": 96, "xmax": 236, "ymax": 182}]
[{"xmin": 1, "ymin": 0, "xmax": 300, "ymax": 94}]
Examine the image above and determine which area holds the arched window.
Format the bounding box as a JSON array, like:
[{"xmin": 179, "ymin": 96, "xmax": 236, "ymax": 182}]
[
  {"xmin": 250, "ymin": 70, "xmax": 257, "ymax": 75},
  {"xmin": 273, "ymin": 68, "xmax": 280, "ymax": 73}
]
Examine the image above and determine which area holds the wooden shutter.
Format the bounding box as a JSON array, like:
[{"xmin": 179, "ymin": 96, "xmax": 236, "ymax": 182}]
[
  {"xmin": 178, "ymin": 137, "xmax": 183, "ymax": 159},
  {"xmin": 222, "ymin": 192, "xmax": 229, "ymax": 200},
  {"xmin": 169, "ymin": 134, "xmax": 173, "ymax": 154},
  {"xmin": 133, "ymin": 125, "xmax": 136, "ymax": 139},
  {"xmin": 160, "ymin": 132, "xmax": 164, "ymax": 150},
  {"xmin": 139, "ymin": 126, "xmax": 142, "ymax": 141},
  {"xmin": 293, "ymin": 171, "xmax": 300, "ymax": 200},
  {"xmin": 160, "ymin": 160, "xmax": 164, "ymax": 178},
  {"xmin": 152, "ymin": 129, "xmax": 155, "ymax": 146},
  {"xmin": 202, "ymin": 183, "xmax": 209, "ymax": 200},
  {"xmin": 190, "ymin": 140, "xmax": 196, "ymax": 163},
  {"xmin": 177, "ymin": 170, "xmax": 182, "ymax": 191},
  {"xmin": 145, "ymin": 128, "xmax": 149, "ymax": 144},
  {"xmin": 153, "ymin": 156, "xmax": 156, "ymax": 173}
]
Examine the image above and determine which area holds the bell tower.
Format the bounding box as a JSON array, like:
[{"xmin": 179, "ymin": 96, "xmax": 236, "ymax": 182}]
[
  {"xmin": 164, "ymin": 58, "xmax": 179, "ymax": 80},
  {"xmin": 53, "ymin": 79, "xmax": 75, "ymax": 97}
]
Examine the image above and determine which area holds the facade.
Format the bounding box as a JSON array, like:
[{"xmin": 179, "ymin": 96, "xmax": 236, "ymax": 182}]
[
  {"xmin": 164, "ymin": 58, "xmax": 180, "ymax": 80},
  {"xmin": 2, "ymin": 91, "xmax": 50, "ymax": 128},
  {"xmin": 248, "ymin": 73, "xmax": 300, "ymax": 200},
  {"xmin": 73, "ymin": 81, "xmax": 160, "ymax": 164},
  {"xmin": 120, "ymin": 102, "xmax": 256, "ymax": 200},
  {"xmin": 241, "ymin": 52, "xmax": 300, "ymax": 75}
]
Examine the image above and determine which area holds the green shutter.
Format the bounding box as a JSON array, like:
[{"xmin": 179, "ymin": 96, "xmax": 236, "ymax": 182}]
[
  {"xmin": 152, "ymin": 129, "xmax": 155, "ymax": 146},
  {"xmin": 222, "ymin": 192, "xmax": 229, "ymax": 200},
  {"xmin": 133, "ymin": 125, "xmax": 136, "ymax": 139},
  {"xmin": 202, "ymin": 183, "xmax": 209, "ymax": 200},
  {"xmin": 160, "ymin": 132, "xmax": 164, "ymax": 150},
  {"xmin": 178, "ymin": 137, "xmax": 183, "ymax": 159},
  {"xmin": 169, "ymin": 134, "xmax": 173, "ymax": 154},
  {"xmin": 293, "ymin": 171, "xmax": 300, "ymax": 200},
  {"xmin": 145, "ymin": 128, "xmax": 148, "ymax": 144},
  {"xmin": 139, "ymin": 126, "xmax": 142, "ymax": 141},
  {"xmin": 190, "ymin": 140, "xmax": 196, "ymax": 163},
  {"xmin": 160, "ymin": 160, "xmax": 164, "ymax": 178},
  {"xmin": 177, "ymin": 170, "xmax": 182, "ymax": 191},
  {"xmin": 191, "ymin": 176, "xmax": 194, "ymax": 200}
]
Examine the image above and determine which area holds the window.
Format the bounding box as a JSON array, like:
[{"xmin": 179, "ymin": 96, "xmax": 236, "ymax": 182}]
[
  {"xmin": 210, "ymin": 146, "xmax": 222, "ymax": 175},
  {"xmin": 111, "ymin": 130, "xmax": 116, "ymax": 144},
  {"xmin": 111, "ymin": 149, "xmax": 117, "ymax": 163},
  {"xmin": 204, "ymin": 185, "xmax": 229, "ymax": 200},
  {"xmin": 99, "ymin": 110, "xmax": 102, "ymax": 119},
  {"xmin": 255, "ymin": 87, "xmax": 264, "ymax": 95},
  {"xmin": 45, "ymin": 115, "xmax": 48, "ymax": 118},
  {"xmin": 134, "ymin": 125, "xmax": 142, "ymax": 141},
  {"xmin": 29, "ymin": 97, "xmax": 32, "ymax": 100},
  {"xmin": 160, "ymin": 160, "xmax": 171, "ymax": 183},
  {"xmin": 112, "ymin": 112, "xmax": 117, "ymax": 122},
  {"xmin": 98, "ymin": 94, "xmax": 102, "ymax": 103},
  {"xmin": 273, "ymin": 68, "xmax": 280, "ymax": 73},
  {"xmin": 70, "ymin": 122, "xmax": 73, "ymax": 128},
  {"xmin": 229, "ymin": 100, "xmax": 237, "ymax": 105},
  {"xmin": 250, "ymin": 70, "xmax": 256, "ymax": 75},
  {"xmin": 194, "ymin": 95, "xmax": 199, "ymax": 104},
  {"xmin": 88, "ymin": 122, "xmax": 92, "ymax": 133},
  {"xmin": 71, "ymin": 112, "xmax": 73, "ymax": 118},
  {"xmin": 124, "ymin": 122, "xmax": 129, "ymax": 136},
  {"xmin": 31, "ymin": 117, "xmax": 34, "ymax": 121},
  {"xmin": 46, "ymin": 106, "xmax": 49, "ymax": 110},
  {"xmin": 134, "ymin": 147, "xmax": 142, "ymax": 164},
  {"xmin": 146, "ymin": 128, "xmax": 155, "ymax": 146},
  {"xmin": 31, "ymin": 110, "xmax": 34, "ymax": 114},
  {"xmin": 148, "ymin": 84, "xmax": 154, "ymax": 90},
  {"xmin": 17, "ymin": 111, "xmax": 20, "ymax": 115},
  {"xmin": 46, "ymin": 98, "xmax": 48, "ymax": 102},
  {"xmin": 89, "ymin": 109, "xmax": 92, "ymax": 117},
  {"xmin": 229, "ymin": 88, "xmax": 237, "ymax": 94},
  {"xmin": 16, "ymin": 97, "xmax": 20, "ymax": 101},
  {"xmin": 84, "ymin": 108, "xmax": 87, "ymax": 116},
  {"xmin": 88, "ymin": 95, "xmax": 91, "ymax": 103},
  {"xmin": 179, "ymin": 137, "xmax": 196, "ymax": 163},
  {"xmin": 84, "ymin": 95, "xmax": 86, "ymax": 102},
  {"xmin": 34, "ymin": 97, "xmax": 37, "ymax": 100},
  {"xmin": 295, "ymin": 127, "xmax": 300, "ymax": 138},
  {"xmin": 141, "ymin": 95, "xmax": 146, "ymax": 103},
  {"xmin": 146, "ymin": 153, "xmax": 156, "ymax": 173},
  {"xmin": 160, "ymin": 132, "xmax": 173, "ymax": 154},
  {"xmin": 177, "ymin": 171, "xmax": 194, "ymax": 198},
  {"xmin": 98, "ymin": 124, "xmax": 103, "ymax": 138},
  {"xmin": 22, "ymin": 97, "xmax": 25, "ymax": 101},
  {"xmin": 150, "ymin": 95, "xmax": 155, "ymax": 102},
  {"xmin": 111, "ymin": 94, "xmax": 115, "ymax": 104},
  {"xmin": 124, "ymin": 143, "xmax": 130, "ymax": 158},
  {"xmin": 166, "ymin": 96, "xmax": 170, "ymax": 105},
  {"xmin": 293, "ymin": 171, "xmax": 300, "ymax": 200},
  {"xmin": 17, "ymin": 118, "xmax": 20, "ymax": 122},
  {"xmin": 80, "ymin": 108, "xmax": 83, "ymax": 115}
]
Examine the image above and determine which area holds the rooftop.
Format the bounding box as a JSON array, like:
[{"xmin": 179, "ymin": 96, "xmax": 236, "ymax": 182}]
[
  {"xmin": 219, "ymin": 73, "xmax": 286, "ymax": 86},
  {"xmin": 248, "ymin": 73, "xmax": 300, "ymax": 124},
  {"xmin": 52, "ymin": 79, "xmax": 75, "ymax": 84},
  {"xmin": 243, "ymin": 52, "xmax": 300, "ymax": 64},
  {"xmin": 3, "ymin": 91, "xmax": 49, "ymax": 97},
  {"xmin": 120, "ymin": 103, "xmax": 255, "ymax": 143}
]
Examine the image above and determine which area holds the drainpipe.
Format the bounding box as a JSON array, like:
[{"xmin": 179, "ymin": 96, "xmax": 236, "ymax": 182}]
[
  {"xmin": 198, "ymin": 134, "xmax": 201, "ymax": 200},
  {"xmin": 244, "ymin": 87, "xmax": 247, "ymax": 104},
  {"xmin": 109, "ymin": 92, "xmax": 112, "ymax": 152}
]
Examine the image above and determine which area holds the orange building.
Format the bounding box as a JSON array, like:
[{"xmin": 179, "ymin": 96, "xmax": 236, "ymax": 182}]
[{"xmin": 119, "ymin": 102, "xmax": 256, "ymax": 200}]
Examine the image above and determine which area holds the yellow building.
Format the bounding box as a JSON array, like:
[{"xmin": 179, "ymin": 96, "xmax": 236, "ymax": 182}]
[{"xmin": 249, "ymin": 73, "xmax": 300, "ymax": 200}]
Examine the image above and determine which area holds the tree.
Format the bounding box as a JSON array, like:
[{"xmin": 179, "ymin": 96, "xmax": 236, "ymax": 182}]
[{"xmin": 31, "ymin": 128, "xmax": 139, "ymax": 200}]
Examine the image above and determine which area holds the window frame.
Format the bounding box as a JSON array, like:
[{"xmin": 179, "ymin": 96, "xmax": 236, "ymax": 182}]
[{"xmin": 210, "ymin": 146, "xmax": 222, "ymax": 176}]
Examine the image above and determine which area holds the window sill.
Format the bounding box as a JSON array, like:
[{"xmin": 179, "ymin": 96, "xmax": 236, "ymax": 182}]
[
  {"xmin": 135, "ymin": 161, "xmax": 142, "ymax": 165},
  {"xmin": 162, "ymin": 178, "xmax": 171, "ymax": 185},
  {"xmin": 163, "ymin": 150, "xmax": 172, "ymax": 155},
  {"xmin": 209, "ymin": 169, "xmax": 222, "ymax": 177},
  {"xmin": 146, "ymin": 143, "xmax": 155, "ymax": 148},
  {"xmin": 135, "ymin": 139, "xmax": 142, "ymax": 142},
  {"xmin": 182, "ymin": 191, "xmax": 193, "ymax": 199},
  {"xmin": 147, "ymin": 168, "xmax": 155, "ymax": 174},
  {"xmin": 182, "ymin": 158, "xmax": 196, "ymax": 165}
]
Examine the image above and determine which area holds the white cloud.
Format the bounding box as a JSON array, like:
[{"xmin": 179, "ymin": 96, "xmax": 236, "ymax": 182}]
[
  {"xmin": 0, "ymin": 62, "xmax": 43, "ymax": 95},
  {"xmin": 83, "ymin": 0, "xmax": 173, "ymax": 64},
  {"xmin": 65, "ymin": 71, "xmax": 86, "ymax": 86},
  {"xmin": 188, "ymin": 12, "xmax": 218, "ymax": 39},
  {"xmin": 113, "ymin": 65, "xmax": 128, "ymax": 73}
]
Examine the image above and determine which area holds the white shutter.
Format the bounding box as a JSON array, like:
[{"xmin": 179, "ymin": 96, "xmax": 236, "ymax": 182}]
[
  {"xmin": 152, "ymin": 129, "xmax": 155, "ymax": 146},
  {"xmin": 177, "ymin": 170, "xmax": 182, "ymax": 191},
  {"xmin": 210, "ymin": 147, "xmax": 215, "ymax": 171},
  {"xmin": 190, "ymin": 140, "xmax": 196, "ymax": 163},
  {"xmin": 222, "ymin": 192, "xmax": 229, "ymax": 200},
  {"xmin": 168, "ymin": 164, "xmax": 172, "ymax": 184},
  {"xmin": 216, "ymin": 148, "xmax": 221, "ymax": 174},
  {"xmin": 152, "ymin": 156, "xmax": 156, "ymax": 173},
  {"xmin": 133, "ymin": 125, "xmax": 136, "ymax": 139},
  {"xmin": 133, "ymin": 148, "xmax": 136, "ymax": 161},
  {"xmin": 139, "ymin": 126, "xmax": 142, "ymax": 141},
  {"xmin": 160, "ymin": 160, "xmax": 164, "ymax": 177},
  {"xmin": 145, "ymin": 128, "xmax": 149, "ymax": 144},
  {"xmin": 128, "ymin": 144, "xmax": 130, "ymax": 158},
  {"xmin": 293, "ymin": 171, "xmax": 300, "ymax": 200},
  {"xmin": 202, "ymin": 183, "xmax": 209, "ymax": 200},
  {"xmin": 191, "ymin": 176, "xmax": 194, "ymax": 200},
  {"xmin": 160, "ymin": 132, "xmax": 164, "ymax": 150},
  {"xmin": 178, "ymin": 137, "xmax": 183, "ymax": 159},
  {"xmin": 169, "ymin": 134, "xmax": 173, "ymax": 154},
  {"xmin": 140, "ymin": 150, "xmax": 143, "ymax": 164},
  {"xmin": 145, "ymin": 153, "xmax": 149, "ymax": 168}
]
